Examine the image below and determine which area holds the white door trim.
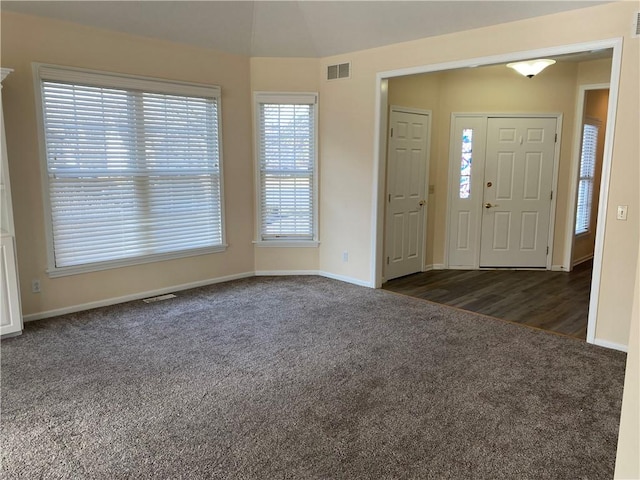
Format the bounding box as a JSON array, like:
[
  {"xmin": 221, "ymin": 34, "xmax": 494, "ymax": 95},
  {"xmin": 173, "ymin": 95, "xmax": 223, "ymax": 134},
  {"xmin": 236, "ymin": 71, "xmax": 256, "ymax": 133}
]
[
  {"xmin": 586, "ymin": 63, "xmax": 621, "ymax": 344},
  {"xmin": 445, "ymin": 113, "xmax": 562, "ymax": 271},
  {"xmin": 563, "ymin": 83, "xmax": 610, "ymax": 272},
  {"xmin": 391, "ymin": 105, "xmax": 433, "ymax": 117},
  {"xmin": 371, "ymin": 37, "xmax": 624, "ymax": 350},
  {"xmin": 384, "ymin": 106, "xmax": 432, "ymax": 280}
]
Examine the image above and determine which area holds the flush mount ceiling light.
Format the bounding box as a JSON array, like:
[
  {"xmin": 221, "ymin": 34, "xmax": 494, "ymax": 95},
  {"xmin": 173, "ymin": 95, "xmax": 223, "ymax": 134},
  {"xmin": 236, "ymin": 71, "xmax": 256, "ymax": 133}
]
[{"xmin": 506, "ymin": 59, "xmax": 556, "ymax": 78}]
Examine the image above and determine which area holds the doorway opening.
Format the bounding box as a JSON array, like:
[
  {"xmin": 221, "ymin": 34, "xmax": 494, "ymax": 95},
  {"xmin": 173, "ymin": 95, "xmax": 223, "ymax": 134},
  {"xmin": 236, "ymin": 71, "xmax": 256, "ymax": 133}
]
[
  {"xmin": 372, "ymin": 39, "xmax": 622, "ymax": 348},
  {"xmin": 568, "ymin": 85, "xmax": 610, "ymax": 270}
]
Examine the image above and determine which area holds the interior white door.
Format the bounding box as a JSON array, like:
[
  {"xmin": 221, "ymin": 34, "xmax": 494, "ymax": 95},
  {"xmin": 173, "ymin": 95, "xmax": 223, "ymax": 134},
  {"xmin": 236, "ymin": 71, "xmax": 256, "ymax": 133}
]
[
  {"xmin": 385, "ymin": 109, "xmax": 429, "ymax": 280},
  {"xmin": 480, "ymin": 117, "xmax": 557, "ymax": 267}
]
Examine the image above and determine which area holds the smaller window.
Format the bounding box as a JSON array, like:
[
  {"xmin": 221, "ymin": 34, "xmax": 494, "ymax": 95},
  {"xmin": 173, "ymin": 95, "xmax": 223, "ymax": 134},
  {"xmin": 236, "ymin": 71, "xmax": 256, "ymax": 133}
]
[
  {"xmin": 254, "ymin": 92, "xmax": 318, "ymax": 243},
  {"xmin": 459, "ymin": 128, "xmax": 473, "ymax": 199},
  {"xmin": 575, "ymin": 123, "xmax": 599, "ymax": 235}
]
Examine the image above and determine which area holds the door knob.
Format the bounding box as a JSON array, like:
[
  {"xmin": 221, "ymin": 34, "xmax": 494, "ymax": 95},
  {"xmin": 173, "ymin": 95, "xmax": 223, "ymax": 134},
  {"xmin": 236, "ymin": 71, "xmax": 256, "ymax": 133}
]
[
  {"xmin": 418, "ymin": 200, "xmax": 426, "ymax": 207},
  {"xmin": 484, "ymin": 202, "xmax": 497, "ymax": 209}
]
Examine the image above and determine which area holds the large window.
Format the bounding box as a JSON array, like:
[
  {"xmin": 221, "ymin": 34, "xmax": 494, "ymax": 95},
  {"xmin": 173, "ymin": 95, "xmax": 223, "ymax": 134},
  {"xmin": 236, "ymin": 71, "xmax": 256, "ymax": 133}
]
[
  {"xmin": 254, "ymin": 92, "xmax": 318, "ymax": 243},
  {"xmin": 575, "ymin": 122, "xmax": 599, "ymax": 235},
  {"xmin": 36, "ymin": 64, "xmax": 225, "ymax": 276}
]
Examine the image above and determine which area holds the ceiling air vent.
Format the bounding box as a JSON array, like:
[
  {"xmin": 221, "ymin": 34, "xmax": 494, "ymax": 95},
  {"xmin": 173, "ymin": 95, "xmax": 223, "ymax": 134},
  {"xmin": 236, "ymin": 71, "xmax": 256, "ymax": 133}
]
[
  {"xmin": 327, "ymin": 62, "xmax": 351, "ymax": 80},
  {"xmin": 634, "ymin": 11, "xmax": 640, "ymax": 38}
]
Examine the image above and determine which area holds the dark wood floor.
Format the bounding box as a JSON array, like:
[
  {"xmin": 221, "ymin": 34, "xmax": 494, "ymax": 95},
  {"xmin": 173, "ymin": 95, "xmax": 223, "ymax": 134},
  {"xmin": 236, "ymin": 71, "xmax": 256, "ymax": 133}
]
[{"xmin": 383, "ymin": 261, "xmax": 593, "ymax": 339}]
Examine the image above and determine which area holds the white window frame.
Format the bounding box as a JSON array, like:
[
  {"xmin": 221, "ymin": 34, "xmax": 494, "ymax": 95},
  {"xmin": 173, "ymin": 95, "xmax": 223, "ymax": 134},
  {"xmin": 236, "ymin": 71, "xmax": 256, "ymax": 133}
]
[
  {"xmin": 253, "ymin": 92, "xmax": 319, "ymax": 247},
  {"xmin": 575, "ymin": 120, "xmax": 600, "ymax": 236},
  {"xmin": 33, "ymin": 63, "xmax": 227, "ymax": 277}
]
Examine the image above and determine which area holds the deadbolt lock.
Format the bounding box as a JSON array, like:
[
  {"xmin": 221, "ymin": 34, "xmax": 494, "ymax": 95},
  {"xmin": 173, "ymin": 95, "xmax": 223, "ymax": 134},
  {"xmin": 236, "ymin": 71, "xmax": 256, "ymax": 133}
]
[{"xmin": 487, "ymin": 181, "xmax": 493, "ymax": 188}]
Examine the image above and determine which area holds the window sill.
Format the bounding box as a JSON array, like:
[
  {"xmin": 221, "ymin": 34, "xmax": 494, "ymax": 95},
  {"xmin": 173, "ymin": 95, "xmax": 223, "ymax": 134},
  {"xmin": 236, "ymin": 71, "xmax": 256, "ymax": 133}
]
[
  {"xmin": 47, "ymin": 245, "xmax": 228, "ymax": 278},
  {"xmin": 253, "ymin": 240, "xmax": 319, "ymax": 248}
]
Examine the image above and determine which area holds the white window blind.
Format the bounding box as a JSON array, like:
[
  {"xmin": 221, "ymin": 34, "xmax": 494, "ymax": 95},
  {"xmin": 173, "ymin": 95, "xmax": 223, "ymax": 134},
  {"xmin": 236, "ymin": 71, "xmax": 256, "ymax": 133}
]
[
  {"xmin": 37, "ymin": 65, "xmax": 225, "ymax": 275},
  {"xmin": 575, "ymin": 123, "xmax": 599, "ymax": 235},
  {"xmin": 255, "ymin": 93, "xmax": 317, "ymax": 241}
]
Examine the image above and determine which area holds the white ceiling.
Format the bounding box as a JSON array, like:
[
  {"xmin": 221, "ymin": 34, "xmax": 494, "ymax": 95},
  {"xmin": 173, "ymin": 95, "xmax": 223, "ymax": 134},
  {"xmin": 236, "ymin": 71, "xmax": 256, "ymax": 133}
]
[{"xmin": 1, "ymin": 1, "xmax": 609, "ymax": 58}]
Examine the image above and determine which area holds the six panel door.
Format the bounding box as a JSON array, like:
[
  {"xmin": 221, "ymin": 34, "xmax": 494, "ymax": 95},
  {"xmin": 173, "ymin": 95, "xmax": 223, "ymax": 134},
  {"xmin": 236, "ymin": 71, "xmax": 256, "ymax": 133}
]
[
  {"xmin": 385, "ymin": 110, "xmax": 429, "ymax": 280},
  {"xmin": 479, "ymin": 117, "xmax": 557, "ymax": 267}
]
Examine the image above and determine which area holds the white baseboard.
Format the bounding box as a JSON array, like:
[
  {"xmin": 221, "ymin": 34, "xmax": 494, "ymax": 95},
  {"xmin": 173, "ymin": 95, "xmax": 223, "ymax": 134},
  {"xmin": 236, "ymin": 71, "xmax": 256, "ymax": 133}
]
[
  {"xmin": 551, "ymin": 265, "xmax": 566, "ymax": 272},
  {"xmin": 318, "ymin": 271, "xmax": 374, "ymax": 288},
  {"xmin": 255, "ymin": 269, "xmax": 372, "ymax": 288},
  {"xmin": 255, "ymin": 270, "xmax": 318, "ymax": 276},
  {"xmin": 422, "ymin": 264, "xmax": 445, "ymax": 272},
  {"xmin": 23, "ymin": 269, "xmax": 376, "ymax": 322},
  {"xmin": 572, "ymin": 254, "xmax": 594, "ymax": 267},
  {"xmin": 22, "ymin": 271, "xmax": 255, "ymax": 322},
  {"xmin": 592, "ymin": 338, "xmax": 628, "ymax": 353},
  {"xmin": 256, "ymin": 269, "xmax": 373, "ymax": 287}
]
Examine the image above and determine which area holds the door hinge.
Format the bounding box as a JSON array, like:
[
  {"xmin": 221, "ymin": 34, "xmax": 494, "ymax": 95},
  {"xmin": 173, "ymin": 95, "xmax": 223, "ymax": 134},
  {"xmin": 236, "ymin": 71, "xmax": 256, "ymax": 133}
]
[
  {"xmin": 390, "ymin": 128, "xmax": 394, "ymax": 138},
  {"xmin": 546, "ymin": 246, "xmax": 549, "ymax": 255},
  {"xmin": 550, "ymin": 191, "xmax": 553, "ymax": 201},
  {"xmin": 386, "ymin": 256, "xmax": 390, "ymax": 265},
  {"xmin": 555, "ymin": 133, "xmax": 558, "ymax": 143},
  {"xmin": 388, "ymin": 193, "xmax": 391, "ymax": 203}
]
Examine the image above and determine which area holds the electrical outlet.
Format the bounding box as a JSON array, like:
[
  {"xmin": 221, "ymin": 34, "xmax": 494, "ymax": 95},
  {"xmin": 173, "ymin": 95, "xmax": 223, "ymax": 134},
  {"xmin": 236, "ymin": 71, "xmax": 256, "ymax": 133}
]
[
  {"xmin": 342, "ymin": 251, "xmax": 349, "ymax": 262},
  {"xmin": 617, "ymin": 205, "xmax": 628, "ymax": 221},
  {"xmin": 32, "ymin": 279, "xmax": 41, "ymax": 294}
]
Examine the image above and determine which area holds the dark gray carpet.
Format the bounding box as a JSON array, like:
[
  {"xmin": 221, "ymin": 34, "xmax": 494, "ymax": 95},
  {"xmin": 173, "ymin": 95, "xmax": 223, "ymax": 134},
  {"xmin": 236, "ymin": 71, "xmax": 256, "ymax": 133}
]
[{"xmin": 1, "ymin": 276, "xmax": 626, "ymax": 479}]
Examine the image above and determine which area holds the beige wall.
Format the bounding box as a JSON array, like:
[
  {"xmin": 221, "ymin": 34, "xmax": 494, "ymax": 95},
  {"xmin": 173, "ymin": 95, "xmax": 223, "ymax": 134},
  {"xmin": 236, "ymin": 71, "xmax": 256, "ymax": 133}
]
[
  {"xmin": 319, "ymin": 60, "xmax": 384, "ymax": 282},
  {"xmin": 578, "ymin": 57, "xmax": 616, "ymax": 84},
  {"xmin": 249, "ymin": 57, "xmax": 321, "ymax": 273},
  {"xmin": 318, "ymin": 1, "xmax": 638, "ymax": 347},
  {"xmin": 573, "ymin": 89, "xmax": 609, "ymax": 265},
  {"xmin": 1, "ymin": 12, "xmax": 255, "ymax": 316},
  {"xmin": 614, "ymin": 243, "xmax": 640, "ymax": 478}
]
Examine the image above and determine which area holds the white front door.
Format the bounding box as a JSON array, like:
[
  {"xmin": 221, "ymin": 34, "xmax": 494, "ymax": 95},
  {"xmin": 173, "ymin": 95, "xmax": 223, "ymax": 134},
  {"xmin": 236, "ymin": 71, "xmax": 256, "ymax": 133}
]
[
  {"xmin": 479, "ymin": 117, "xmax": 557, "ymax": 267},
  {"xmin": 385, "ymin": 109, "xmax": 430, "ymax": 280}
]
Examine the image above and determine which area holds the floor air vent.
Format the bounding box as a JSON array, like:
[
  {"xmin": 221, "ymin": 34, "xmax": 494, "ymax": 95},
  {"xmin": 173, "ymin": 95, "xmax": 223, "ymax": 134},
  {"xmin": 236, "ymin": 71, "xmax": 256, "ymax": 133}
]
[
  {"xmin": 143, "ymin": 293, "xmax": 177, "ymax": 303},
  {"xmin": 634, "ymin": 11, "xmax": 640, "ymax": 38},
  {"xmin": 327, "ymin": 62, "xmax": 351, "ymax": 80}
]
